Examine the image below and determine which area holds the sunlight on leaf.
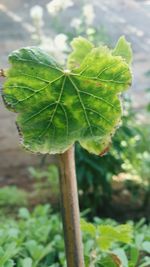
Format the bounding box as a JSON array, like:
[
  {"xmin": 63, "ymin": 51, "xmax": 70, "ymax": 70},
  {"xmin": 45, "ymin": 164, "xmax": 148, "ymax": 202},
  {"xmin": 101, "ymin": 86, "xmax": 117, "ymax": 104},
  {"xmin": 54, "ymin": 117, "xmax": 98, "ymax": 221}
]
[
  {"xmin": 112, "ymin": 36, "xmax": 132, "ymax": 64},
  {"xmin": 97, "ymin": 224, "xmax": 133, "ymax": 250},
  {"xmin": 67, "ymin": 36, "xmax": 93, "ymax": 69},
  {"xmin": 3, "ymin": 37, "xmax": 132, "ymax": 155}
]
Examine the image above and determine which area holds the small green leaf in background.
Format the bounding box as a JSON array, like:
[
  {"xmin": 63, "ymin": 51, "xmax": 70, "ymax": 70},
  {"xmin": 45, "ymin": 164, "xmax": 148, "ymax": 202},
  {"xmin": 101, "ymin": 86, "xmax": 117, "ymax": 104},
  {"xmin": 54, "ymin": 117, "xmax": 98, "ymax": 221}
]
[
  {"xmin": 0, "ymin": 242, "xmax": 19, "ymax": 267},
  {"xmin": 139, "ymin": 257, "xmax": 150, "ymax": 267},
  {"xmin": 80, "ymin": 218, "xmax": 96, "ymax": 237},
  {"xmin": 21, "ymin": 258, "xmax": 32, "ymax": 267},
  {"xmin": 48, "ymin": 264, "xmax": 60, "ymax": 267},
  {"xmin": 81, "ymin": 218, "xmax": 133, "ymax": 253},
  {"xmin": 116, "ymin": 224, "xmax": 133, "ymax": 243},
  {"xmin": 97, "ymin": 224, "xmax": 133, "ymax": 250},
  {"xmin": 25, "ymin": 240, "xmax": 43, "ymax": 260},
  {"xmin": 19, "ymin": 207, "xmax": 30, "ymax": 219},
  {"xmin": 97, "ymin": 255, "xmax": 119, "ymax": 267},
  {"xmin": 135, "ymin": 233, "xmax": 145, "ymax": 249},
  {"xmin": 112, "ymin": 36, "xmax": 132, "ymax": 64},
  {"xmin": 129, "ymin": 246, "xmax": 139, "ymax": 267},
  {"xmin": 142, "ymin": 241, "xmax": 150, "ymax": 254},
  {"xmin": 25, "ymin": 239, "xmax": 52, "ymax": 266},
  {"xmin": 4, "ymin": 260, "xmax": 14, "ymax": 267},
  {"xmin": 3, "ymin": 37, "xmax": 132, "ymax": 155},
  {"xmin": 112, "ymin": 248, "xmax": 128, "ymax": 267}
]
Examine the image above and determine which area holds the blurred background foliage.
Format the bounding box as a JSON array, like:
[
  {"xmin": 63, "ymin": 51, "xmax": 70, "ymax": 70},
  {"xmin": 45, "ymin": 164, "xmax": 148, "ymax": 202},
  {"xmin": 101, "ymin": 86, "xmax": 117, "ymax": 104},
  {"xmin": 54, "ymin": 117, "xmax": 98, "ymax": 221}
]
[
  {"xmin": 76, "ymin": 96, "xmax": 150, "ymax": 220},
  {"xmin": 0, "ymin": 204, "xmax": 149, "ymax": 267}
]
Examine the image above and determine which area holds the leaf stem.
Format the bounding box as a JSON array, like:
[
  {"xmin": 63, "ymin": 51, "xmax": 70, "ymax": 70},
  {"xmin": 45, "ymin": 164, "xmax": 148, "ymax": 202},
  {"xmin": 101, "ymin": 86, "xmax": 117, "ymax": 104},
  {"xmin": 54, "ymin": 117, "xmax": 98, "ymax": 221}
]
[{"xmin": 58, "ymin": 145, "xmax": 85, "ymax": 267}]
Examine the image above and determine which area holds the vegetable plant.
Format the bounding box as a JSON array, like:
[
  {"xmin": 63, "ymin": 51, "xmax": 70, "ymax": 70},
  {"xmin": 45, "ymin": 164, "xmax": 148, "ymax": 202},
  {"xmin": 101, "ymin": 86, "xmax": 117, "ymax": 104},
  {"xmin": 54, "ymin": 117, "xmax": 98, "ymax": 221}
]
[
  {"xmin": 76, "ymin": 96, "xmax": 150, "ymax": 220},
  {"xmin": 1, "ymin": 36, "xmax": 132, "ymax": 267},
  {"xmin": 0, "ymin": 205, "xmax": 149, "ymax": 267},
  {"xmin": 0, "ymin": 186, "xmax": 28, "ymax": 217}
]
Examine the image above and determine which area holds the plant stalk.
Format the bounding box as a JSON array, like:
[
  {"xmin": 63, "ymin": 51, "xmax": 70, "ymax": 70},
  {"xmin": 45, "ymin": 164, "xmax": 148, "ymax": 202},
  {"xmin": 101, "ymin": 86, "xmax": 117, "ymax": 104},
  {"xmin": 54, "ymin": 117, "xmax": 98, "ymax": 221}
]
[{"xmin": 58, "ymin": 145, "xmax": 85, "ymax": 267}]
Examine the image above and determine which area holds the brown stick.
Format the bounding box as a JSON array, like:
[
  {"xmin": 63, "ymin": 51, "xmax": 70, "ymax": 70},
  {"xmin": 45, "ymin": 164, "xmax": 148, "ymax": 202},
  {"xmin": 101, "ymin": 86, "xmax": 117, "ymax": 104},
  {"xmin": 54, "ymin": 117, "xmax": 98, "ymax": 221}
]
[{"xmin": 58, "ymin": 145, "xmax": 85, "ymax": 267}]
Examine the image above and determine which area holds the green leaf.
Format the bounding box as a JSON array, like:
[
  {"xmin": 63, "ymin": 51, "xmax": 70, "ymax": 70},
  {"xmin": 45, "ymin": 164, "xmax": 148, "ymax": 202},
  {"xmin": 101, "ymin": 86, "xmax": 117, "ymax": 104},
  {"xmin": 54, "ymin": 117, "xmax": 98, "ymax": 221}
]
[
  {"xmin": 142, "ymin": 241, "xmax": 150, "ymax": 254},
  {"xmin": 35, "ymin": 242, "xmax": 52, "ymax": 264},
  {"xmin": 135, "ymin": 233, "xmax": 144, "ymax": 248},
  {"xmin": 139, "ymin": 257, "xmax": 150, "ymax": 267},
  {"xmin": 80, "ymin": 219, "xmax": 96, "ymax": 237},
  {"xmin": 49, "ymin": 264, "xmax": 60, "ymax": 267},
  {"xmin": 4, "ymin": 260, "xmax": 14, "ymax": 267},
  {"xmin": 19, "ymin": 207, "xmax": 30, "ymax": 219},
  {"xmin": 3, "ymin": 38, "xmax": 132, "ymax": 155},
  {"xmin": 112, "ymin": 36, "xmax": 132, "ymax": 64},
  {"xmin": 0, "ymin": 243, "xmax": 19, "ymax": 267},
  {"xmin": 67, "ymin": 37, "xmax": 93, "ymax": 69},
  {"xmin": 97, "ymin": 255, "xmax": 119, "ymax": 267},
  {"xmin": 129, "ymin": 246, "xmax": 139, "ymax": 267},
  {"xmin": 97, "ymin": 224, "xmax": 133, "ymax": 250},
  {"xmin": 112, "ymin": 248, "xmax": 128, "ymax": 267},
  {"xmin": 21, "ymin": 258, "xmax": 32, "ymax": 267},
  {"xmin": 116, "ymin": 224, "xmax": 133, "ymax": 243},
  {"xmin": 25, "ymin": 240, "xmax": 44, "ymax": 260}
]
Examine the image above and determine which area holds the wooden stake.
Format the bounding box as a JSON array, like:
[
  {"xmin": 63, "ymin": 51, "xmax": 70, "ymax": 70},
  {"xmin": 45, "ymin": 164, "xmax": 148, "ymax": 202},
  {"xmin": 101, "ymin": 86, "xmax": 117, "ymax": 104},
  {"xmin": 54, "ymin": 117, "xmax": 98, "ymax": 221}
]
[{"xmin": 58, "ymin": 146, "xmax": 85, "ymax": 267}]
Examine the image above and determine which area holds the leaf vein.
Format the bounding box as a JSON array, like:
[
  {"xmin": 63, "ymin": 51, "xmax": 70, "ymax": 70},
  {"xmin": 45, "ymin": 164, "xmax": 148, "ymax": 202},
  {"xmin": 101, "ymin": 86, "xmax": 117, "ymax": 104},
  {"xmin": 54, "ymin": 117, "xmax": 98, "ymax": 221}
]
[
  {"xmin": 11, "ymin": 75, "xmax": 64, "ymax": 106},
  {"xmin": 78, "ymin": 90, "xmax": 119, "ymax": 111},
  {"xmin": 38, "ymin": 76, "xmax": 66, "ymax": 139},
  {"xmin": 68, "ymin": 76, "xmax": 94, "ymax": 137},
  {"xmin": 13, "ymin": 54, "xmax": 62, "ymax": 72},
  {"xmin": 85, "ymin": 107, "xmax": 113, "ymax": 125},
  {"xmin": 23, "ymin": 103, "xmax": 56, "ymax": 124}
]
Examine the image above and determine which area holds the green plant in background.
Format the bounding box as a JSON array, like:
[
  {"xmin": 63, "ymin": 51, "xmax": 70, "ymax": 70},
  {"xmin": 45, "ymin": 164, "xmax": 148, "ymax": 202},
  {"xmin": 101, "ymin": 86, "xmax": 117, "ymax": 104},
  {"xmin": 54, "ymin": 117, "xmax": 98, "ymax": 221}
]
[
  {"xmin": 0, "ymin": 186, "xmax": 28, "ymax": 216},
  {"xmin": 28, "ymin": 164, "xmax": 59, "ymax": 195},
  {"xmin": 0, "ymin": 205, "xmax": 149, "ymax": 267},
  {"xmin": 27, "ymin": 164, "xmax": 60, "ymax": 209},
  {"xmin": 0, "ymin": 186, "xmax": 27, "ymax": 207},
  {"xmin": 76, "ymin": 142, "xmax": 119, "ymax": 218},
  {"xmin": 81, "ymin": 218, "xmax": 133, "ymax": 266},
  {"xmin": 76, "ymin": 96, "xmax": 150, "ymax": 219}
]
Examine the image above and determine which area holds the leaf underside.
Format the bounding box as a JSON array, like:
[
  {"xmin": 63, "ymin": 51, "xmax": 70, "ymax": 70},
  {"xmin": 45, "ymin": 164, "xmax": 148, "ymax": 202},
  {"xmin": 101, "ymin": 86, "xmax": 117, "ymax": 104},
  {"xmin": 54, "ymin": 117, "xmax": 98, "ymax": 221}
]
[{"xmin": 3, "ymin": 37, "xmax": 132, "ymax": 155}]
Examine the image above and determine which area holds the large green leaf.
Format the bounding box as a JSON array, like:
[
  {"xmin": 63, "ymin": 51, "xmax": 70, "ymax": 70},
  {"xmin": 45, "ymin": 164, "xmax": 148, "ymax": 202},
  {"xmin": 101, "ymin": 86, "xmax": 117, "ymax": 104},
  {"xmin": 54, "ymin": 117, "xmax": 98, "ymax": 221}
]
[{"xmin": 3, "ymin": 38, "xmax": 132, "ymax": 155}]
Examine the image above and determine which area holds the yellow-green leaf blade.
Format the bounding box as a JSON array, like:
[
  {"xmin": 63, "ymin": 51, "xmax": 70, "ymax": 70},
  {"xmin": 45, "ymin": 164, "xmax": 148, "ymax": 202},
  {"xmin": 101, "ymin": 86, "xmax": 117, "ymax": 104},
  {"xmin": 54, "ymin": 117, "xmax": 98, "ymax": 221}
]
[
  {"xmin": 3, "ymin": 38, "xmax": 132, "ymax": 155},
  {"xmin": 67, "ymin": 36, "xmax": 93, "ymax": 70}
]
